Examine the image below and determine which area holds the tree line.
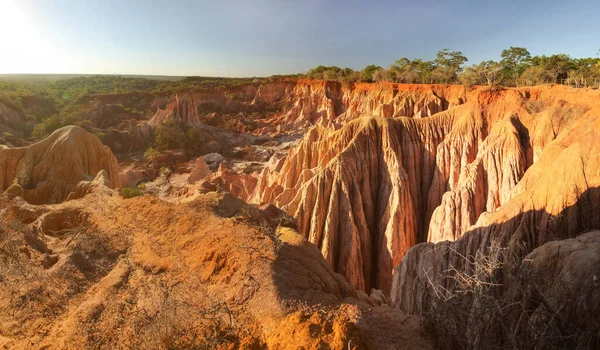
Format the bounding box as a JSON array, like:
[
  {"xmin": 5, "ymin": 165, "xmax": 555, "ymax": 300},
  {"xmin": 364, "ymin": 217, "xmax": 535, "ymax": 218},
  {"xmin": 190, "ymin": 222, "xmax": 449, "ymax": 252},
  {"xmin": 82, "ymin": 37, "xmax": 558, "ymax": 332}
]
[{"xmin": 305, "ymin": 47, "xmax": 600, "ymax": 87}]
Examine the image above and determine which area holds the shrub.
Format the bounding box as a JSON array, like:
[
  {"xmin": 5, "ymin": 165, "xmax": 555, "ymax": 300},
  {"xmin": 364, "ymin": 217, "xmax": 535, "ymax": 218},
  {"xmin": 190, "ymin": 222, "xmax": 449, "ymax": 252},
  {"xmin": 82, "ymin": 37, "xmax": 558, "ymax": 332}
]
[
  {"xmin": 16, "ymin": 172, "xmax": 30, "ymax": 188},
  {"xmin": 524, "ymin": 100, "xmax": 549, "ymax": 114},
  {"xmin": 31, "ymin": 123, "xmax": 47, "ymax": 140},
  {"xmin": 143, "ymin": 147, "xmax": 160, "ymax": 161},
  {"xmin": 423, "ymin": 241, "xmax": 587, "ymax": 348},
  {"xmin": 121, "ymin": 187, "xmax": 143, "ymax": 198},
  {"xmin": 185, "ymin": 127, "xmax": 203, "ymax": 154},
  {"xmin": 551, "ymin": 102, "xmax": 589, "ymax": 129},
  {"xmin": 154, "ymin": 121, "xmax": 185, "ymax": 151},
  {"xmin": 30, "ymin": 111, "xmax": 79, "ymax": 140},
  {"xmin": 75, "ymin": 120, "xmax": 95, "ymax": 132}
]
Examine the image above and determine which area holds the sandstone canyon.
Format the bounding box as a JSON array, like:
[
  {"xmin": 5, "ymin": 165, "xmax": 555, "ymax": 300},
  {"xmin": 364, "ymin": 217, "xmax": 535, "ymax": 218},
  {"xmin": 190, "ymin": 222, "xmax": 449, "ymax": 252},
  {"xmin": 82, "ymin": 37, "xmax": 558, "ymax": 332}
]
[{"xmin": 1, "ymin": 79, "xmax": 599, "ymax": 349}]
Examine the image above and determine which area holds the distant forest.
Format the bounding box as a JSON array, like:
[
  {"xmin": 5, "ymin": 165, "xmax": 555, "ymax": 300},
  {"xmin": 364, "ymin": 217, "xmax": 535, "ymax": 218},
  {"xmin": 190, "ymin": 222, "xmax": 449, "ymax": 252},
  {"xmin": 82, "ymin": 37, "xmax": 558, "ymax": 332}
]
[
  {"xmin": 305, "ymin": 47, "xmax": 600, "ymax": 87},
  {"xmin": 0, "ymin": 76, "xmax": 274, "ymax": 139}
]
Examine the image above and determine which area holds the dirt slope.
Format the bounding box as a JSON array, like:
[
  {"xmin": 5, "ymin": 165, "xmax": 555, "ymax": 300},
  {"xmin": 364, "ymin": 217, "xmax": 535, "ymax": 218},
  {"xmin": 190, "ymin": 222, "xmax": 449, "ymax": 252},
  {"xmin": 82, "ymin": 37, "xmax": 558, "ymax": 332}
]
[{"xmin": 0, "ymin": 184, "xmax": 432, "ymax": 349}]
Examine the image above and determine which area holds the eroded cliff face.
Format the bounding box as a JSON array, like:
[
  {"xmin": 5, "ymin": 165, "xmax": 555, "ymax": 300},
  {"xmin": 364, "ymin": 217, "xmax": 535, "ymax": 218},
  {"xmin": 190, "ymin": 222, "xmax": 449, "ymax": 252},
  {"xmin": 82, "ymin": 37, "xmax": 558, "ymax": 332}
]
[
  {"xmin": 0, "ymin": 126, "xmax": 121, "ymax": 204},
  {"xmin": 147, "ymin": 80, "xmax": 465, "ymax": 135},
  {"xmin": 427, "ymin": 116, "xmax": 527, "ymax": 243},
  {"xmin": 245, "ymin": 85, "xmax": 598, "ymax": 296},
  {"xmin": 253, "ymin": 114, "xmax": 461, "ymax": 292},
  {"xmin": 390, "ymin": 87, "xmax": 600, "ymax": 348}
]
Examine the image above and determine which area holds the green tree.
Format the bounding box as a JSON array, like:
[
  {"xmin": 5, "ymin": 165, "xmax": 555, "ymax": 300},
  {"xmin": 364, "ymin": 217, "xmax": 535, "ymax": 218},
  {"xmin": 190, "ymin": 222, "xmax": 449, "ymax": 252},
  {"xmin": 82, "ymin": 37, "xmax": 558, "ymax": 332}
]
[
  {"xmin": 532, "ymin": 54, "xmax": 573, "ymax": 83},
  {"xmin": 412, "ymin": 59, "xmax": 436, "ymax": 83},
  {"xmin": 500, "ymin": 47, "xmax": 531, "ymax": 86},
  {"xmin": 478, "ymin": 61, "xmax": 503, "ymax": 86},
  {"xmin": 388, "ymin": 58, "xmax": 419, "ymax": 83},
  {"xmin": 154, "ymin": 120, "xmax": 186, "ymax": 151},
  {"xmin": 434, "ymin": 49, "xmax": 468, "ymax": 83},
  {"xmin": 372, "ymin": 68, "xmax": 387, "ymax": 82},
  {"xmin": 434, "ymin": 49, "xmax": 468, "ymax": 70},
  {"xmin": 323, "ymin": 66, "xmax": 343, "ymax": 80},
  {"xmin": 185, "ymin": 127, "xmax": 204, "ymax": 154},
  {"xmin": 361, "ymin": 65, "xmax": 382, "ymax": 82},
  {"xmin": 519, "ymin": 66, "xmax": 546, "ymax": 86}
]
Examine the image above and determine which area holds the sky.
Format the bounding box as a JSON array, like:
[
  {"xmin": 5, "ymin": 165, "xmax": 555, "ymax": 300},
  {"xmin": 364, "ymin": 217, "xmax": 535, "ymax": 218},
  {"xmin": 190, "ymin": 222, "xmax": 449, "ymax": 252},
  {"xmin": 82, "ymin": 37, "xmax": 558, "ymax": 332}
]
[{"xmin": 0, "ymin": 0, "xmax": 599, "ymax": 77}]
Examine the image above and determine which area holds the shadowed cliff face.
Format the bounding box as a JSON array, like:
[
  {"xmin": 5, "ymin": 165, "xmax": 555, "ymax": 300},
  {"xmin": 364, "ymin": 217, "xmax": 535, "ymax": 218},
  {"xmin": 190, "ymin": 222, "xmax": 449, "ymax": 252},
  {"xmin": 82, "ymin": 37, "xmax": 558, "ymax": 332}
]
[
  {"xmin": 391, "ymin": 188, "xmax": 600, "ymax": 349},
  {"xmin": 246, "ymin": 85, "xmax": 600, "ymax": 294},
  {"xmin": 390, "ymin": 104, "xmax": 600, "ymax": 348}
]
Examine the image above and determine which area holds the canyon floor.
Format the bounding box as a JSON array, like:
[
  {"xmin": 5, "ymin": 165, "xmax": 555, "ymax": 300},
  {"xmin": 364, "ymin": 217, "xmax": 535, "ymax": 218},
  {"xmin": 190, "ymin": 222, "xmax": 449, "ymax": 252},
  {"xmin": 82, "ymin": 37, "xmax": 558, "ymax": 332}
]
[{"xmin": 1, "ymin": 80, "xmax": 600, "ymax": 349}]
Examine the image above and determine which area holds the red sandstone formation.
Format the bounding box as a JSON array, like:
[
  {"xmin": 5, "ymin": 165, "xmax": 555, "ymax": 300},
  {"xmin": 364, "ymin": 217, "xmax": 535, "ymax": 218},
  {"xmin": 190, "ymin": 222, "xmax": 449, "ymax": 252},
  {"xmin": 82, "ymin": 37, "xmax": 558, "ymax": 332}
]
[
  {"xmin": 147, "ymin": 80, "xmax": 465, "ymax": 135},
  {"xmin": 0, "ymin": 126, "xmax": 120, "ymax": 204},
  {"xmin": 390, "ymin": 86, "xmax": 600, "ymax": 347},
  {"xmin": 247, "ymin": 85, "xmax": 599, "ymax": 295}
]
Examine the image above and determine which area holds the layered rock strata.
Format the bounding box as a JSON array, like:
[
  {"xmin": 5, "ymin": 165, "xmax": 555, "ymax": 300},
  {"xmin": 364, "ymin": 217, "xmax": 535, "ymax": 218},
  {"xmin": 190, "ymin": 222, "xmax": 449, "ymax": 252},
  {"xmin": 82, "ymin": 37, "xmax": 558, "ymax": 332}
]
[{"xmin": 0, "ymin": 126, "xmax": 120, "ymax": 204}]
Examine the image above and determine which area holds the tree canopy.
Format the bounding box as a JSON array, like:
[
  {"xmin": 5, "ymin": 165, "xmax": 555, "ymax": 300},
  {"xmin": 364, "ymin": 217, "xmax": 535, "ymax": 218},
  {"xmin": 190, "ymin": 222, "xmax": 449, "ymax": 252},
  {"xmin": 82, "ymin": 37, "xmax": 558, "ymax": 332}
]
[{"xmin": 303, "ymin": 47, "xmax": 600, "ymax": 87}]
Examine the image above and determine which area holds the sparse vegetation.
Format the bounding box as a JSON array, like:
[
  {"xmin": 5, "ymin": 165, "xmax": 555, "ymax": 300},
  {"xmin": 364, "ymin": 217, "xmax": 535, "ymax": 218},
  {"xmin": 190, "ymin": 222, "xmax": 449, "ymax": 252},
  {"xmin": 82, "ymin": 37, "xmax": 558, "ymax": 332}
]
[
  {"xmin": 550, "ymin": 102, "xmax": 590, "ymax": 130},
  {"xmin": 121, "ymin": 186, "xmax": 144, "ymax": 198},
  {"xmin": 524, "ymin": 100, "xmax": 550, "ymax": 114},
  {"xmin": 424, "ymin": 241, "xmax": 588, "ymax": 349},
  {"xmin": 150, "ymin": 120, "xmax": 206, "ymax": 154},
  {"xmin": 0, "ymin": 75, "xmax": 274, "ymax": 139},
  {"xmin": 153, "ymin": 120, "xmax": 186, "ymax": 151},
  {"xmin": 235, "ymin": 204, "xmax": 295, "ymax": 254},
  {"xmin": 143, "ymin": 147, "xmax": 161, "ymax": 161}
]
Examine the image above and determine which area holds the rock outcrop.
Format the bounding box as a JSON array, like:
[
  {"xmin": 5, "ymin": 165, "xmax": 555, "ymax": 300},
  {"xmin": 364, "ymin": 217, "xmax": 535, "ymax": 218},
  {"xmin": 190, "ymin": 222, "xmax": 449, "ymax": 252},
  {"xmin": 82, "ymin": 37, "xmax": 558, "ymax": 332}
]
[
  {"xmin": 245, "ymin": 85, "xmax": 598, "ymax": 296},
  {"xmin": 147, "ymin": 80, "xmax": 465, "ymax": 136},
  {"xmin": 187, "ymin": 157, "xmax": 211, "ymax": 183},
  {"xmin": 0, "ymin": 126, "xmax": 120, "ymax": 204},
  {"xmin": 390, "ymin": 92, "xmax": 600, "ymax": 347}
]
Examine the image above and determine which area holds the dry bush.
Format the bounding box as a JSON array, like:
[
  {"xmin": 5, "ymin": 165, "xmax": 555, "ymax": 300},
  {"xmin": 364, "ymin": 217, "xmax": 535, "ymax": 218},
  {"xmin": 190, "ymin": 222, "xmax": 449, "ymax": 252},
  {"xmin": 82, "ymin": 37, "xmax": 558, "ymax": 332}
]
[
  {"xmin": 130, "ymin": 291, "xmax": 244, "ymax": 350},
  {"xmin": 550, "ymin": 102, "xmax": 590, "ymax": 130},
  {"xmin": 190, "ymin": 299, "xmax": 240, "ymax": 348},
  {"xmin": 524, "ymin": 99, "xmax": 549, "ymax": 114},
  {"xmin": 236, "ymin": 204, "xmax": 286, "ymax": 253},
  {"xmin": 274, "ymin": 214, "xmax": 297, "ymax": 230},
  {"xmin": 423, "ymin": 241, "xmax": 587, "ymax": 349},
  {"xmin": 0, "ymin": 223, "xmax": 62, "ymax": 323}
]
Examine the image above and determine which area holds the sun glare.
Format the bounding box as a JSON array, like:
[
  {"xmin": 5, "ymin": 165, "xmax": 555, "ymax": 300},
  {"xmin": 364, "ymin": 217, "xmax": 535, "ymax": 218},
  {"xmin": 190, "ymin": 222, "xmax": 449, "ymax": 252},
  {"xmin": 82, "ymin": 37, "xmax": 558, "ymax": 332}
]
[{"xmin": 0, "ymin": 1, "xmax": 65, "ymax": 73}]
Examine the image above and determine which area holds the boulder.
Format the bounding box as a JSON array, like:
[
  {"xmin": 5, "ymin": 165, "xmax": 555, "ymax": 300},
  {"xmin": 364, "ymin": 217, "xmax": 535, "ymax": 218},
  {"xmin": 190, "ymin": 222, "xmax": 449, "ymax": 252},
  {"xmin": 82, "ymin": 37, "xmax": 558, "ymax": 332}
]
[{"xmin": 204, "ymin": 153, "xmax": 226, "ymax": 170}]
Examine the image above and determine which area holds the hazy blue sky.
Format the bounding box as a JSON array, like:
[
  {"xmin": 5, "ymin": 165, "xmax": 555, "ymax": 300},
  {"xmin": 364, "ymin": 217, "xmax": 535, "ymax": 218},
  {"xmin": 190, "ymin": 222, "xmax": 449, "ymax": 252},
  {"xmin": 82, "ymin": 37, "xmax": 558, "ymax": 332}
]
[{"xmin": 1, "ymin": 0, "xmax": 599, "ymax": 76}]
